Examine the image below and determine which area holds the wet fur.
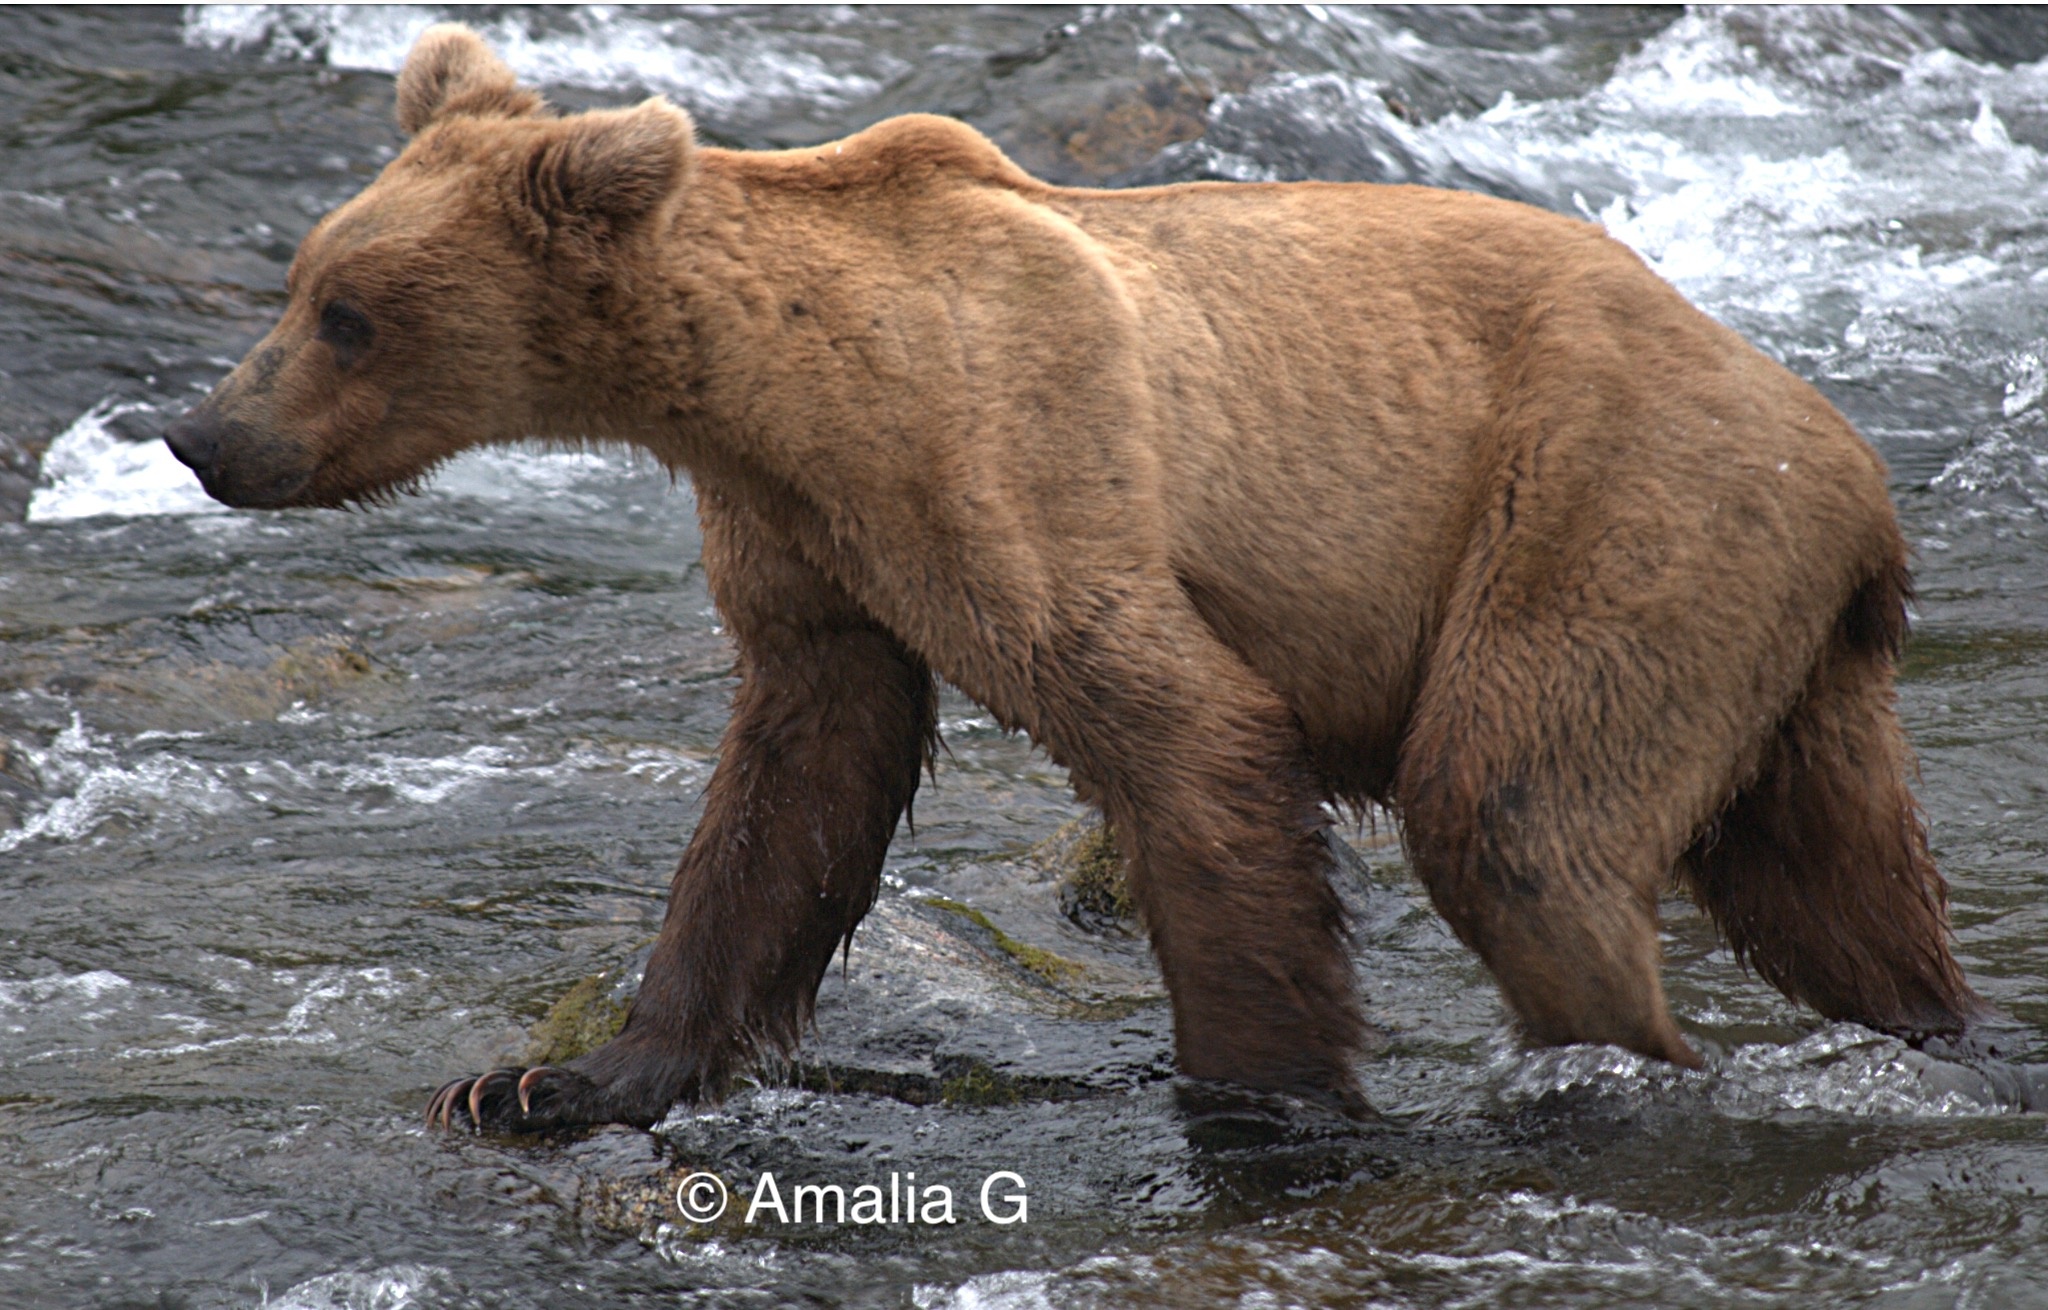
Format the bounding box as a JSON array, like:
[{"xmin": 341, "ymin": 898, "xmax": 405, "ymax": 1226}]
[{"xmin": 182, "ymin": 26, "xmax": 1981, "ymax": 1128}]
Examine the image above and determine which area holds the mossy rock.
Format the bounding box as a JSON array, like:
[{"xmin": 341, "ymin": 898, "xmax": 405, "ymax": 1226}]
[
  {"xmin": 1037, "ymin": 820, "xmax": 1134, "ymax": 933},
  {"xmin": 920, "ymin": 895, "xmax": 1084, "ymax": 984},
  {"xmin": 526, "ymin": 970, "xmax": 632, "ymax": 1066},
  {"xmin": 938, "ymin": 1058, "xmax": 1026, "ymax": 1107}
]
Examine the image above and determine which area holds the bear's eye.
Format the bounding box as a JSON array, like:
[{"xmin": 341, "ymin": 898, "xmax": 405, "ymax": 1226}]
[{"xmin": 318, "ymin": 300, "xmax": 375, "ymax": 366}]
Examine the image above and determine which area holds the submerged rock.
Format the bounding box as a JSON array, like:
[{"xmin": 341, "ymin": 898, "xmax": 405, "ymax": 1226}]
[
  {"xmin": 1, "ymin": 621, "xmax": 395, "ymax": 734},
  {"xmin": 788, "ymin": 889, "xmax": 1176, "ymax": 1108},
  {"xmin": 920, "ymin": 894, "xmax": 1087, "ymax": 981},
  {"xmin": 0, "ymin": 734, "xmax": 41, "ymax": 831}
]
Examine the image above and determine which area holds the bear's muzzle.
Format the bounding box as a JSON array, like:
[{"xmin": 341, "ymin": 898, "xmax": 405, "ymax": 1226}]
[{"xmin": 162, "ymin": 405, "xmax": 314, "ymax": 509}]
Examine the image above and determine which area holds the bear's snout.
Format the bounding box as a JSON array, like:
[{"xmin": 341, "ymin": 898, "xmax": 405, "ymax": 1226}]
[
  {"xmin": 163, "ymin": 406, "xmax": 221, "ymax": 474},
  {"xmin": 164, "ymin": 404, "xmax": 315, "ymax": 509}
]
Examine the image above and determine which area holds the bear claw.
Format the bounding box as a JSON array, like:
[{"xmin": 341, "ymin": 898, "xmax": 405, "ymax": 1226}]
[
  {"xmin": 425, "ymin": 1076, "xmax": 468, "ymax": 1129},
  {"xmin": 425, "ymin": 1037, "xmax": 699, "ymax": 1132},
  {"xmin": 516, "ymin": 1065, "xmax": 554, "ymax": 1114},
  {"xmin": 424, "ymin": 1065, "xmax": 593, "ymax": 1132},
  {"xmin": 468, "ymin": 1068, "xmax": 514, "ymax": 1125}
]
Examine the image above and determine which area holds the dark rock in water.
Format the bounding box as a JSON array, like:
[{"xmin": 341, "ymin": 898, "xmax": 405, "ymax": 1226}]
[
  {"xmin": 0, "ymin": 433, "xmax": 39, "ymax": 524},
  {"xmin": 100, "ymin": 407, "xmax": 167, "ymax": 445},
  {"xmin": 1044, "ymin": 815, "xmax": 1398, "ymax": 932},
  {"xmin": 0, "ymin": 735, "xmax": 42, "ymax": 831},
  {"xmin": 917, "ymin": 894, "xmax": 1087, "ymax": 984},
  {"xmin": 584, "ymin": 1154, "xmax": 716, "ymax": 1240}
]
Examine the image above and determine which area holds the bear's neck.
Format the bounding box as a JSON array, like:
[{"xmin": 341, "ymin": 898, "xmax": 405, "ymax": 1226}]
[{"xmin": 533, "ymin": 157, "xmax": 851, "ymax": 491}]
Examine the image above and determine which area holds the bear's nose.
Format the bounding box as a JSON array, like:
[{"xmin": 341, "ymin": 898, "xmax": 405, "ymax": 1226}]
[{"xmin": 163, "ymin": 408, "xmax": 220, "ymax": 472}]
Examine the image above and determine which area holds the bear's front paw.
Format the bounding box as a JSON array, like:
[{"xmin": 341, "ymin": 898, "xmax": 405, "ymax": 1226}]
[
  {"xmin": 425, "ymin": 1065, "xmax": 590, "ymax": 1132},
  {"xmin": 425, "ymin": 1044, "xmax": 696, "ymax": 1133}
]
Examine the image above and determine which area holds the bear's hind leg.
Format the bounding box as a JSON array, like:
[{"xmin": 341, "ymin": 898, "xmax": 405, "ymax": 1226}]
[
  {"xmin": 1396, "ymin": 756, "xmax": 1703, "ymax": 1069},
  {"xmin": 1035, "ymin": 591, "xmax": 1369, "ymax": 1112},
  {"xmin": 1392, "ymin": 589, "xmax": 1719, "ymax": 1068},
  {"xmin": 1678, "ymin": 574, "xmax": 1983, "ymax": 1039}
]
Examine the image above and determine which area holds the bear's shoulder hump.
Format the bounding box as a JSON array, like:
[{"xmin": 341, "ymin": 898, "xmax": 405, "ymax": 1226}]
[{"xmin": 810, "ymin": 115, "xmax": 1043, "ymax": 193}]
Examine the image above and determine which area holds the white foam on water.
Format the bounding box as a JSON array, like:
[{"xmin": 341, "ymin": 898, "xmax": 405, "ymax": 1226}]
[
  {"xmin": 234, "ymin": 743, "xmax": 516, "ymax": 809},
  {"xmin": 1494, "ymin": 1022, "xmax": 2013, "ymax": 1119},
  {"xmin": 2, "ymin": 710, "xmax": 708, "ymax": 855},
  {"xmin": 0, "ymin": 714, "xmax": 242, "ymax": 854},
  {"xmin": 26, "ymin": 400, "xmax": 226, "ymax": 522},
  {"xmin": 2001, "ymin": 345, "xmax": 2048, "ymax": 418},
  {"xmin": 1595, "ymin": 8, "xmax": 1804, "ymax": 119},
  {"xmin": 238, "ymin": 730, "xmax": 709, "ymax": 809},
  {"xmin": 559, "ymin": 739, "xmax": 706, "ymax": 787},
  {"xmin": 320, "ymin": 745, "xmax": 518, "ymax": 806},
  {"xmin": 1932, "ymin": 403, "xmax": 2048, "ymax": 519},
  {"xmin": 0, "ymin": 969, "xmax": 131, "ymax": 1008},
  {"xmin": 911, "ymin": 1270, "xmax": 1059, "ymax": 1310},
  {"xmin": 1711, "ymin": 1026, "xmax": 2005, "ymax": 1118},
  {"xmin": 180, "ymin": 3, "xmax": 293, "ymax": 55},
  {"xmin": 1027, "ymin": 1200, "xmax": 1861, "ymax": 1310},
  {"xmin": 1385, "ymin": 1188, "xmax": 1897, "ymax": 1289},
  {"xmin": 1936, "ymin": 427, "xmax": 2048, "ymax": 509},
  {"xmin": 0, "ymin": 970, "xmax": 140, "ymax": 1042},
  {"xmin": 184, "ymin": 5, "xmax": 894, "ymax": 121},
  {"xmin": 254, "ymin": 1262, "xmax": 452, "ymax": 1310}
]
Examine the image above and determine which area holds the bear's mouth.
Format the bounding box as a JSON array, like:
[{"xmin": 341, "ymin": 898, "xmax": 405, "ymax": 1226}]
[
  {"xmin": 247, "ymin": 467, "xmax": 316, "ymax": 510},
  {"xmin": 193, "ymin": 448, "xmax": 402, "ymax": 513},
  {"xmin": 287, "ymin": 448, "xmax": 444, "ymax": 511}
]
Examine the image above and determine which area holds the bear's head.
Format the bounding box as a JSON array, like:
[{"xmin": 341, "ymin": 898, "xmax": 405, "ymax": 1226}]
[{"xmin": 164, "ymin": 25, "xmax": 696, "ymax": 508}]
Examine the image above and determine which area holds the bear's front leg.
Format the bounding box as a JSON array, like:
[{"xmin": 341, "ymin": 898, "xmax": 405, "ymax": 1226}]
[{"xmin": 428, "ymin": 497, "xmax": 935, "ymax": 1132}]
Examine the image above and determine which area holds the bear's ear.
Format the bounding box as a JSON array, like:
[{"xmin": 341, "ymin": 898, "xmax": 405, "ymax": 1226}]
[
  {"xmin": 517, "ymin": 99, "xmax": 697, "ymax": 240},
  {"xmin": 396, "ymin": 23, "xmax": 545, "ymax": 136}
]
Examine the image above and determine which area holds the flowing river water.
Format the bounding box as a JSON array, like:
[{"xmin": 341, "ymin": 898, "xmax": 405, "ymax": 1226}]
[{"xmin": 3, "ymin": 6, "xmax": 2047, "ymax": 1307}]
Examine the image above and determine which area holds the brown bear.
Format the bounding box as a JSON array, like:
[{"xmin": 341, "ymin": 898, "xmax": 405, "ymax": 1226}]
[{"xmin": 164, "ymin": 25, "xmax": 1982, "ymax": 1131}]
